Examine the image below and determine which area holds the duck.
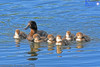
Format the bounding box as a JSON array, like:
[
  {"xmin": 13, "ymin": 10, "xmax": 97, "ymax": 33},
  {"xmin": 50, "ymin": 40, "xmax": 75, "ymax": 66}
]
[
  {"xmin": 63, "ymin": 31, "xmax": 74, "ymax": 41},
  {"xmin": 13, "ymin": 29, "xmax": 27, "ymax": 39},
  {"xmin": 75, "ymin": 32, "xmax": 90, "ymax": 42},
  {"xmin": 33, "ymin": 34, "xmax": 43, "ymax": 43},
  {"xmin": 47, "ymin": 34, "xmax": 55, "ymax": 44},
  {"xmin": 24, "ymin": 21, "xmax": 48, "ymax": 41},
  {"xmin": 56, "ymin": 35, "xmax": 63, "ymax": 45},
  {"xmin": 56, "ymin": 35, "xmax": 69, "ymax": 45}
]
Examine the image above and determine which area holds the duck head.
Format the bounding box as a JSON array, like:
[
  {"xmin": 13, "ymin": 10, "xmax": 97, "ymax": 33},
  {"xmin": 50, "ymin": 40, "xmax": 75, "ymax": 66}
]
[
  {"xmin": 56, "ymin": 35, "xmax": 62, "ymax": 45},
  {"xmin": 24, "ymin": 21, "xmax": 37, "ymax": 31},
  {"xmin": 47, "ymin": 34, "xmax": 54, "ymax": 41},
  {"xmin": 76, "ymin": 32, "xmax": 84, "ymax": 42},
  {"xmin": 33, "ymin": 34, "xmax": 41, "ymax": 42},
  {"xmin": 66, "ymin": 31, "xmax": 71, "ymax": 38},
  {"xmin": 56, "ymin": 35, "xmax": 62, "ymax": 42},
  {"xmin": 65, "ymin": 31, "xmax": 72, "ymax": 40},
  {"xmin": 14, "ymin": 29, "xmax": 20, "ymax": 39},
  {"xmin": 47, "ymin": 34, "xmax": 55, "ymax": 43},
  {"xmin": 76, "ymin": 32, "xmax": 83, "ymax": 39}
]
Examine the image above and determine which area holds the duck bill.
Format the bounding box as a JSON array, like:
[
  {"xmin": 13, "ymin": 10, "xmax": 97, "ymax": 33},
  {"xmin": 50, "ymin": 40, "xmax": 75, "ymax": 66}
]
[{"xmin": 24, "ymin": 24, "xmax": 30, "ymax": 30}]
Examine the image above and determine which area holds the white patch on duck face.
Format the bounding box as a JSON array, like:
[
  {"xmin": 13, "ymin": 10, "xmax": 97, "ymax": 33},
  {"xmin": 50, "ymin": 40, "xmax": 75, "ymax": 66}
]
[
  {"xmin": 47, "ymin": 40, "xmax": 52, "ymax": 43},
  {"xmin": 34, "ymin": 37, "xmax": 41, "ymax": 43},
  {"xmin": 66, "ymin": 37, "xmax": 71, "ymax": 41},
  {"xmin": 56, "ymin": 37, "xmax": 62, "ymax": 42},
  {"xmin": 14, "ymin": 32, "xmax": 20, "ymax": 39},
  {"xmin": 49, "ymin": 37, "xmax": 54, "ymax": 41},
  {"xmin": 76, "ymin": 38, "xmax": 82, "ymax": 42},
  {"xmin": 56, "ymin": 42, "xmax": 62, "ymax": 45},
  {"xmin": 66, "ymin": 34, "xmax": 70, "ymax": 38},
  {"xmin": 77, "ymin": 35, "xmax": 83, "ymax": 39},
  {"xmin": 34, "ymin": 39, "xmax": 40, "ymax": 42}
]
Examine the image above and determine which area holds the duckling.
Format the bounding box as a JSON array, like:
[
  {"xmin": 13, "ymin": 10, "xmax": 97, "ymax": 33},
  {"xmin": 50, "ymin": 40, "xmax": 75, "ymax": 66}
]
[
  {"xmin": 24, "ymin": 21, "xmax": 48, "ymax": 41},
  {"xmin": 63, "ymin": 31, "xmax": 74, "ymax": 41},
  {"xmin": 13, "ymin": 29, "xmax": 27, "ymax": 39},
  {"xmin": 47, "ymin": 34, "xmax": 55, "ymax": 44},
  {"xmin": 75, "ymin": 32, "xmax": 90, "ymax": 42},
  {"xmin": 33, "ymin": 34, "xmax": 43, "ymax": 43},
  {"xmin": 56, "ymin": 35, "xmax": 63, "ymax": 45}
]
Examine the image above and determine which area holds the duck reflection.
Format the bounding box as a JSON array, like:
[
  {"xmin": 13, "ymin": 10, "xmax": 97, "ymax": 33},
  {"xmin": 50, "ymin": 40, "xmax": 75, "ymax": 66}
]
[
  {"xmin": 76, "ymin": 42, "xmax": 83, "ymax": 49},
  {"xmin": 76, "ymin": 42, "xmax": 84, "ymax": 52},
  {"xmin": 56, "ymin": 45, "xmax": 62, "ymax": 54},
  {"xmin": 14, "ymin": 39, "xmax": 20, "ymax": 47},
  {"xmin": 28, "ymin": 42, "xmax": 40, "ymax": 56},
  {"xmin": 66, "ymin": 45, "xmax": 71, "ymax": 49},
  {"xmin": 27, "ymin": 42, "xmax": 41, "ymax": 60},
  {"xmin": 14, "ymin": 38, "xmax": 21, "ymax": 44},
  {"xmin": 48, "ymin": 43, "xmax": 54, "ymax": 51}
]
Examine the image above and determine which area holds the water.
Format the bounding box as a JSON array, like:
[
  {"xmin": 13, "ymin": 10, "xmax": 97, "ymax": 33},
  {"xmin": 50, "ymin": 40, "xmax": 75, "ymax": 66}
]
[{"xmin": 0, "ymin": 0, "xmax": 100, "ymax": 66}]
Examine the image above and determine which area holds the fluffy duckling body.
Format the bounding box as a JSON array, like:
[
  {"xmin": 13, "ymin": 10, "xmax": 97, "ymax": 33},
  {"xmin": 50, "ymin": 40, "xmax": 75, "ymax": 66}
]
[
  {"xmin": 63, "ymin": 31, "xmax": 74, "ymax": 41},
  {"xmin": 33, "ymin": 34, "xmax": 43, "ymax": 43},
  {"xmin": 56, "ymin": 35, "xmax": 63, "ymax": 45},
  {"xmin": 47, "ymin": 34, "xmax": 55, "ymax": 44},
  {"xmin": 13, "ymin": 29, "xmax": 27, "ymax": 39},
  {"xmin": 24, "ymin": 21, "xmax": 48, "ymax": 41},
  {"xmin": 75, "ymin": 32, "xmax": 90, "ymax": 42},
  {"xmin": 56, "ymin": 35, "xmax": 69, "ymax": 45}
]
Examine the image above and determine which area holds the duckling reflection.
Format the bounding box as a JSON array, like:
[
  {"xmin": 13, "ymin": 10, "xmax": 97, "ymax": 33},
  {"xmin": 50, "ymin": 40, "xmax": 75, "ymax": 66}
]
[
  {"xmin": 76, "ymin": 42, "xmax": 83, "ymax": 49},
  {"xmin": 28, "ymin": 42, "xmax": 40, "ymax": 57},
  {"xmin": 48, "ymin": 43, "xmax": 54, "ymax": 51},
  {"xmin": 14, "ymin": 38, "xmax": 21, "ymax": 44},
  {"xmin": 27, "ymin": 58, "xmax": 38, "ymax": 60},
  {"xmin": 66, "ymin": 46, "xmax": 71, "ymax": 49},
  {"xmin": 56, "ymin": 45, "xmax": 62, "ymax": 54},
  {"xmin": 30, "ymin": 42, "xmax": 40, "ymax": 52}
]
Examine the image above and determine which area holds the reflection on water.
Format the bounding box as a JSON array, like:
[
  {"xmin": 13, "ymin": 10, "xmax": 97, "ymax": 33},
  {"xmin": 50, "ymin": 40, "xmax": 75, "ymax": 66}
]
[
  {"xmin": 14, "ymin": 39, "xmax": 21, "ymax": 44},
  {"xmin": 76, "ymin": 42, "xmax": 84, "ymax": 49},
  {"xmin": 27, "ymin": 42, "xmax": 40, "ymax": 61},
  {"xmin": 48, "ymin": 43, "xmax": 54, "ymax": 51},
  {"xmin": 28, "ymin": 42, "xmax": 40, "ymax": 56},
  {"xmin": 66, "ymin": 46, "xmax": 71, "ymax": 49},
  {"xmin": 85, "ymin": 0, "xmax": 100, "ymax": 6},
  {"xmin": 56, "ymin": 45, "xmax": 62, "ymax": 54}
]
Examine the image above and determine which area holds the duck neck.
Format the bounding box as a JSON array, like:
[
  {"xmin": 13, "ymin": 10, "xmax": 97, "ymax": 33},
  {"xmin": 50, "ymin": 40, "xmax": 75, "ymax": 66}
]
[{"xmin": 30, "ymin": 29, "xmax": 37, "ymax": 36}]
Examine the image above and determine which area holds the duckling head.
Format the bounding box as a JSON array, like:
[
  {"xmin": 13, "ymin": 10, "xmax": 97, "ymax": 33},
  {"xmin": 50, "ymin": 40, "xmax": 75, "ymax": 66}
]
[
  {"xmin": 66, "ymin": 31, "xmax": 71, "ymax": 38},
  {"xmin": 47, "ymin": 34, "xmax": 54, "ymax": 41},
  {"xmin": 76, "ymin": 32, "xmax": 83, "ymax": 39},
  {"xmin": 14, "ymin": 29, "xmax": 20, "ymax": 39},
  {"xmin": 33, "ymin": 34, "xmax": 41, "ymax": 42},
  {"xmin": 56, "ymin": 35, "xmax": 62, "ymax": 42}
]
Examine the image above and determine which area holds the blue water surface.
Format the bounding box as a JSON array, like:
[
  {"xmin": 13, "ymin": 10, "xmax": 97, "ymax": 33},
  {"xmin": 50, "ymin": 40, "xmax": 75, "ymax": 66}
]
[{"xmin": 0, "ymin": 0, "xmax": 100, "ymax": 67}]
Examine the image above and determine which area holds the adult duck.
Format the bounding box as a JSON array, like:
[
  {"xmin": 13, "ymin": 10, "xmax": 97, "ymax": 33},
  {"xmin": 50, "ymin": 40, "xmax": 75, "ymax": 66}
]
[{"xmin": 24, "ymin": 21, "xmax": 48, "ymax": 41}]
